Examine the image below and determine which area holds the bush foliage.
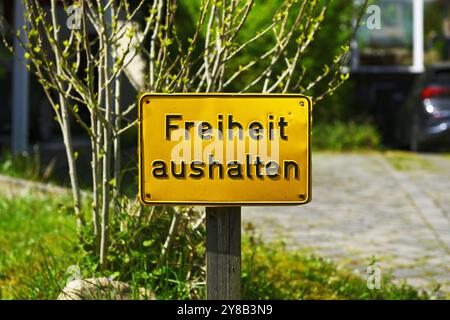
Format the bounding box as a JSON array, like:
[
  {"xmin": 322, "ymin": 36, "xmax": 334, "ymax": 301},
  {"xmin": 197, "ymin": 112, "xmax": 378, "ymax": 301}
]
[{"xmin": 313, "ymin": 121, "xmax": 381, "ymax": 151}]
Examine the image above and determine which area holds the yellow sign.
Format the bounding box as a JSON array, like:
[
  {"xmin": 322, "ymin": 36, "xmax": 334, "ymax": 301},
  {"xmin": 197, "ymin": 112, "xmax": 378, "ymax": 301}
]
[{"xmin": 138, "ymin": 94, "xmax": 312, "ymax": 205}]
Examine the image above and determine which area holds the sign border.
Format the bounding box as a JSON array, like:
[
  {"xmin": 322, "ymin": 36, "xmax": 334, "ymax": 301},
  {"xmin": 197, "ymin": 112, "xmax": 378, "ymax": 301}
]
[{"xmin": 138, "ymin": 93, "xmax": 312, "ymax": 206}]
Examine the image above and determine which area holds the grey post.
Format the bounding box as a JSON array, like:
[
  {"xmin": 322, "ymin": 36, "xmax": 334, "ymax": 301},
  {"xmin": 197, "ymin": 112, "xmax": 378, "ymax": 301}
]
[
  {"xmin": 12, "ymin": 0, "xmax": 30, "ymax": 155},
  {"xmin": 206, "ymin": 206, "xmax": 241, "ymax": 300}
]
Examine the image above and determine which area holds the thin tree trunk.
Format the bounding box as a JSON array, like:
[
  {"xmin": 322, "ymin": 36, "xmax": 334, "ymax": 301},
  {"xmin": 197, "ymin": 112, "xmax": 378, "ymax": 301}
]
[
  {"xmin": 99, "ymin": 99, "xmax": 112, "ymax": 268},
  {"xmin": 95, "ymin": 51, "xmax": 104, "ymax": 254},
  {"xmin": 50, "ymin": 0, "xmax": 84, "ymax": 228},
  {"xmin": 99, "ymin": 0, "xmax": 114, "ymax": 268},
  {"xmin": 113, "ymin": 75, "xmax": 121, "ymax": 200},
  {"xmin": 90, "ymin": 111, "xmax": 100, "ymax": 250},
  {"xmin": 61, "ymin": 99, "xmax": 84, "ymax": 228},
  {"xmin": 81, "ymin": 0, "xmax": 101, "ymax": 249},
  {"xmin": 161, "ymin": 210, "xmax": 181, "ymax": 264}
]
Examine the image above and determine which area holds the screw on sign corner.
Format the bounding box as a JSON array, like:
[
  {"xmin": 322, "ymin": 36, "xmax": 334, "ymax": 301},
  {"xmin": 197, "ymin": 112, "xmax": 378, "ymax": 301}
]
[{"xmin": 300, "ymin": 101, "xmax": 305, "ymax": 107}]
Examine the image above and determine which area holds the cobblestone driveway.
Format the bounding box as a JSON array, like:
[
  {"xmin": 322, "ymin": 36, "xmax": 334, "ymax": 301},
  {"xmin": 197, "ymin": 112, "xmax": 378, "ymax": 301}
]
[{"xmin": 243, "ymin": 152, "xmax": 450, "ymax": 294}]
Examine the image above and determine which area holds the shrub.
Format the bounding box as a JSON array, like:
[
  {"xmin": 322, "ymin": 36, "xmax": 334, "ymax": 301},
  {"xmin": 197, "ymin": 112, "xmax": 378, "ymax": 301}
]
[
  {"xmin": 0, "ymin": 149, "xmax": 52, "ymax": 181},
  {"xmin": 77, "ymin": 201, "xmax": 206, "ymax": 299},
  {"xmin": 312, "ymin": 121, "xmax": 381, "ymax": 151}
]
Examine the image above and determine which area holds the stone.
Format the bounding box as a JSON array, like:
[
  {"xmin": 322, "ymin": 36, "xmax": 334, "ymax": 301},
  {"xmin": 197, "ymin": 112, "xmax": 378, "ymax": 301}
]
[{"xmin": 57, "ymin": 278, "xmax": 154, "ymax": 300}]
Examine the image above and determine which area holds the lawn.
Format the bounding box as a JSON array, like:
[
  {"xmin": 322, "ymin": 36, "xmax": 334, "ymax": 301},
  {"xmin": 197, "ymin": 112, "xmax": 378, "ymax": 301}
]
[
  {"xmin": 0, "ymin": 191, "xmax": 436, "ymax": 300},
  {"xmin": 0, "ymin": 194, "xmax": 77, "ymax": 299}
]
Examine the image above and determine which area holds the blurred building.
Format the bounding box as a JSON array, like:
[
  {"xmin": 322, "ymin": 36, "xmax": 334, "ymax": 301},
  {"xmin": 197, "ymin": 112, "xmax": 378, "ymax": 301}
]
[{"xmin": 352, "ymin": 0, "xmax": 450, "ymax": 143}]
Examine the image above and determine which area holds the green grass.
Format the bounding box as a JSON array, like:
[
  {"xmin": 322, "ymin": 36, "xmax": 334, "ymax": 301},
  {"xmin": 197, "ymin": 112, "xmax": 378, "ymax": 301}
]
[
  {"xmin": 313, "ymin": 122, "xmax": 381, "ymax": 151},
  {"xmin": 0, "ymin": 150, "xmax": 55, "ymax": 182},
  {"xmin": 242, "ymin": 235, "xmax": 435, "ymax": 300},
  {"xmin": 0, "ymin": 194, "xmax": 78, "ymax": 299},
  {"xmin": 0, "ymin": 194, "xmax": 441, "ymax": 300},
  {"xmin": 384, "ymin": 151, "xmax": 435, "ymax": 172}
]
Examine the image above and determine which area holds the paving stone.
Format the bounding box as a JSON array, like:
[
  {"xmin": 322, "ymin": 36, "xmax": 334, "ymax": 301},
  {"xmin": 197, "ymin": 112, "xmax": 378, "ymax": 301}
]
[{"xmin": 243, "ymin": 152, "xmax": 450, "ymax": 294}]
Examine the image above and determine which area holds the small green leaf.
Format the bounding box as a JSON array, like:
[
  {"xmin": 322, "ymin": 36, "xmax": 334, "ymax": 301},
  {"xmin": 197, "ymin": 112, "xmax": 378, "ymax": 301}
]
[
  {"xmin": 340, "ymin": 45, "xmax": 349, "ymax": 52},
  {"xmin": 143, "ymin": 240, "xmax": 154, "ymax": 247},
  {"xmin": 340, "ymin": 73, "xmax": 350, "ymax": 81},
  {"xmin": 29, "ymin": 29, "xmax": 39, "ymax": 37}
]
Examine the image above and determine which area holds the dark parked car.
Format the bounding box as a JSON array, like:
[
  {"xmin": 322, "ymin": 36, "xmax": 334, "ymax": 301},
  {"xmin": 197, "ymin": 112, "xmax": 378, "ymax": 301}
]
[{"xmin": 396, "ymin": 63, "xmax": 450, "ymax": 151}]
